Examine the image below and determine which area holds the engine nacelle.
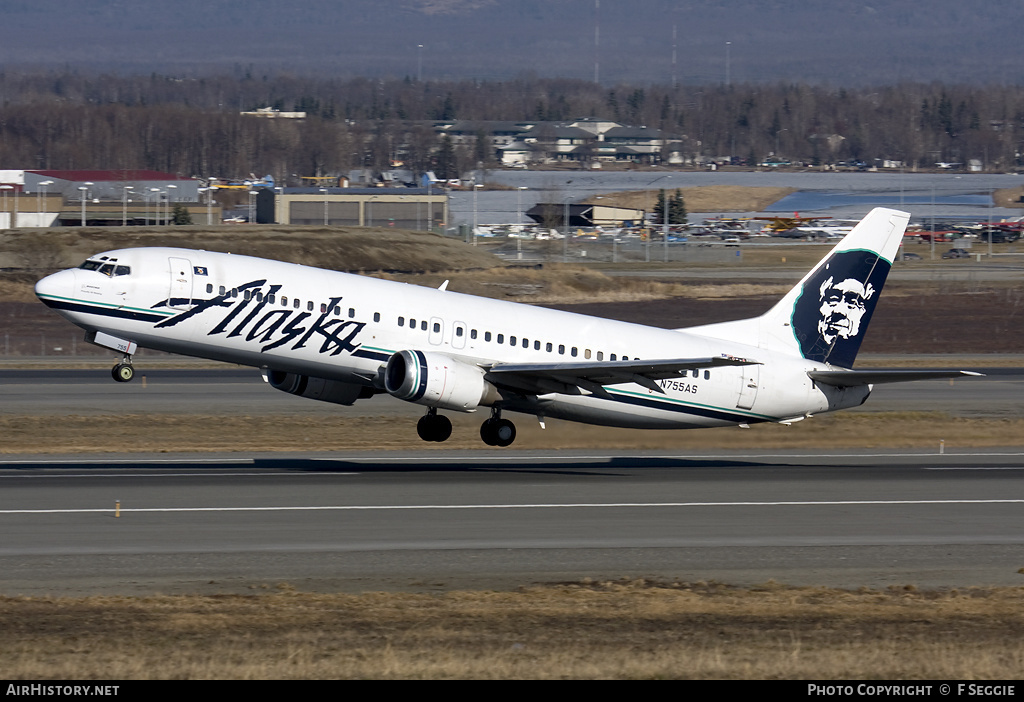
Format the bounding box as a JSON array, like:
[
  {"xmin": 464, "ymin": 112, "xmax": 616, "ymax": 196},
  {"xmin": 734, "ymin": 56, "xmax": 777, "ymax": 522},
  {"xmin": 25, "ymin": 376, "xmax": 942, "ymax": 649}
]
[
  {"xmin": 266, "ymin": 370, "xmax": 373, "ymax": 406},
  {"xmin": 384, "ymin": 350, "xmax": 500, "ymax": 411}
]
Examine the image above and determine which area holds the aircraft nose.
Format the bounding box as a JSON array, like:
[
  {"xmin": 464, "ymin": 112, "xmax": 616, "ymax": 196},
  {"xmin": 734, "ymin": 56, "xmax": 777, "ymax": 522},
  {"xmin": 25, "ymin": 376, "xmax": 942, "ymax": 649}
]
[{"xmin": 35, "ymin": 268, "xmax": 76, "ymax": 307}]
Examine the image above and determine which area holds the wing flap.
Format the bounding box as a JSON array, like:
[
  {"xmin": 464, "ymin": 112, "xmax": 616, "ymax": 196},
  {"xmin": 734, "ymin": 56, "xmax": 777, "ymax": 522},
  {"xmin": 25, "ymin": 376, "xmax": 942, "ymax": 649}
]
[{"xmin": 487, "ymin": 355, "xmax": 760, "ymax": 395}]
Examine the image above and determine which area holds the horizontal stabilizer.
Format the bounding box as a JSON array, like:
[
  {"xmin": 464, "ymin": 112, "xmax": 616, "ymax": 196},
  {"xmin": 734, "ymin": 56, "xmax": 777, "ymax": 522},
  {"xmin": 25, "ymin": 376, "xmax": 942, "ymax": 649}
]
[{"xmin": 808, "ymin": 369, "xmax": 984, "ymax": 387}]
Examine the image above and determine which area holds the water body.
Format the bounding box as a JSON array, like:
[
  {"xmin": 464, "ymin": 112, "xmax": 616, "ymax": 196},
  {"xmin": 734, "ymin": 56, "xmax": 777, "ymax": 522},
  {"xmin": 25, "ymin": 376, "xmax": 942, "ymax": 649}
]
[{"xmin": 449, "ymin": 171, "xmax": 1024, "ymax": 226}]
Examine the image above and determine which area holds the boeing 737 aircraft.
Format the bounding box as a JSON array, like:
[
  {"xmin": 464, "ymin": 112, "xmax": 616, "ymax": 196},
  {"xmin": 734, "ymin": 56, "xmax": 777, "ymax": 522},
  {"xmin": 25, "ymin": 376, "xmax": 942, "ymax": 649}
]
[{"xmin": 35, "ymin": 207, "xmax": 977, "ymax": 446}]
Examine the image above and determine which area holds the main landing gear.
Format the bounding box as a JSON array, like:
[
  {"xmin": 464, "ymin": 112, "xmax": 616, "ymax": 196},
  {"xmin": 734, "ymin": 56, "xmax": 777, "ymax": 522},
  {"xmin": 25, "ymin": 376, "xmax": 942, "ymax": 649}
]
[
  {"xmin": 415, "ymin": 407, "xmax": 518, "ymax": 447},
  {"xmin": 480, "ymin": 407, "xmax": 517, "ymax": 447},
  {"xmin": 416, "ymin": 408, "xmax": 452, "ymax": 443},
  {"xmin": 111, "ymin": 354, "xmax": 135, "ymax": 383}
]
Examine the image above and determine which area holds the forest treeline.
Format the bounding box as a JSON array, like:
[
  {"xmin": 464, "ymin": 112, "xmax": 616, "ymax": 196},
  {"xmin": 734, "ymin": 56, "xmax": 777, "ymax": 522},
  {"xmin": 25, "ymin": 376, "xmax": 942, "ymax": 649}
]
[{"xmin": 2, "ymin": 72, "xmax": 1023, "ymax": 185}]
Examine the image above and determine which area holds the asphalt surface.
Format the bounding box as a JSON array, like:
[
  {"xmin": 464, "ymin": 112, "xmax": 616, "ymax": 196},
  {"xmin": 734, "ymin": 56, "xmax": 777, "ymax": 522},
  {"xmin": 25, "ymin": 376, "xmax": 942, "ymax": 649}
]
[
  {"xmin": 1, "ymin": 368, "xmax": 1022, "ymax": 596},
  {"xmin": 0, "ymin": 366, "xmax": 1019, "ymax": 418},
  {"xmin": 1, "ymin": 449, "xmax": 1023, "ymax": 595}
]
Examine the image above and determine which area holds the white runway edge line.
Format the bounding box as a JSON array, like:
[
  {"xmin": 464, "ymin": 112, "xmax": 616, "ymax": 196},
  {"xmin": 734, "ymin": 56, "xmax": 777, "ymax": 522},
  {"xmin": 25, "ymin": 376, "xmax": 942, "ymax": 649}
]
[{"xmin": 3, "ymin": 499, "xmax": 1024, "ymax": 515}]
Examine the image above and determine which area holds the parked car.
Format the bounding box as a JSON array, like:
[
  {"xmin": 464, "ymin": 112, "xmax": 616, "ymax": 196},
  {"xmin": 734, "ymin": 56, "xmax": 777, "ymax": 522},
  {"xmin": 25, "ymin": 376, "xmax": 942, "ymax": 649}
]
[
  {"xmin": 899, "ymin": 252, "xmax": 922, "ymax": 261},
  {"xmin": 941, "ymin": 248, "xmax": 971, "ymax": 259}
]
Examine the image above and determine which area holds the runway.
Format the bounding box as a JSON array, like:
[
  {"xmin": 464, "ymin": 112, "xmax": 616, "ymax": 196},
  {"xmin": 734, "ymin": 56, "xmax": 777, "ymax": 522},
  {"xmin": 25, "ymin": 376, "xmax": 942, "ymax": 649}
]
[{"xmin": 2, "ymin": 449, "xmax": 1023, "ymax": 595}]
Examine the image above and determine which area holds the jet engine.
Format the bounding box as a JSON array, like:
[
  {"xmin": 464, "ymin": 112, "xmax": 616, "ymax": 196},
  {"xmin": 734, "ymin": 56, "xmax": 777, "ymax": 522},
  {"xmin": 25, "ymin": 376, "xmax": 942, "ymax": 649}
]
[
  {"xmin": 384, "ymin": 350, "xmax": 500, "ymax": 411},
  {"xmin": 266, "ymin": 369, "xmax": 374, "ymax": 406}
]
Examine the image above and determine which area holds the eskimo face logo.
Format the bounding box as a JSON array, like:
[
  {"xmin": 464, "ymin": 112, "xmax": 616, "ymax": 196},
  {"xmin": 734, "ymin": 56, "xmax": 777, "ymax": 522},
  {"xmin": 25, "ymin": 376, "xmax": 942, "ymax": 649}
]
[
  {"xmin": 791, "ymin": 250, "xmax": 890, "ymax": 368},
  {"xmin": 817, "ymin": 276, "xmax": 875, "ymax": 345}
]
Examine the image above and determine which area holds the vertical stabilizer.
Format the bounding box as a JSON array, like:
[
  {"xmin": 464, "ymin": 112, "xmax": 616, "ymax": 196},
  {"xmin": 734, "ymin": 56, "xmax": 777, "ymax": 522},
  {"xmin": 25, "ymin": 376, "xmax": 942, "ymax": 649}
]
[{"xmin": 683, "ymin": 207, "xmax": 909, "ymax": 368}]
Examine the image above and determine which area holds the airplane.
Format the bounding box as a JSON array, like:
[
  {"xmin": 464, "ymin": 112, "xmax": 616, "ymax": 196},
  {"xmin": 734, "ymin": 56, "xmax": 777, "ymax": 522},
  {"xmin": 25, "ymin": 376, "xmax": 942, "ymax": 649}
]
[{"xmin": 34, "ymin": 207, "xmax": 979, "ymax": 447}]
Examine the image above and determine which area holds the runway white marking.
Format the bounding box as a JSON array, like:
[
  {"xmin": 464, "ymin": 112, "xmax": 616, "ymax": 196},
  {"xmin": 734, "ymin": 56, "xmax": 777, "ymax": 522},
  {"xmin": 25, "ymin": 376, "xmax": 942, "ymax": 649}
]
[{"xmin": 2, "ymin": 499, "xmax": 1023, "ymax": 515}]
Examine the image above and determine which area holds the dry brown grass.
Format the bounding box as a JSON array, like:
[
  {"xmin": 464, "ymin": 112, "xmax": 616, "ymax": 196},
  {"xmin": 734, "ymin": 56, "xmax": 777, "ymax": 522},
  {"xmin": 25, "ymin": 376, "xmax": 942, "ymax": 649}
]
[
  {"xmin": 0, "ymin": 225, "xmax": 503, "ymax": 274},
  {"xmin": 584, "ymin": 185, "xmax": 798, "ymax": 213},
  {"xmin": 1, "ymin": 581, "xmax": 1022, "ymax": 679},
  {"xmin": 0, "ymin": 411, "xmax": 1018, "ymax": 454}
]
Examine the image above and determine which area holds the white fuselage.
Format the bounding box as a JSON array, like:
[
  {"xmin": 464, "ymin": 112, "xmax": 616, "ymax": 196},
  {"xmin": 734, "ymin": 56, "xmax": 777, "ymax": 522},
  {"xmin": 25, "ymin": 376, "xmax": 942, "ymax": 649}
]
[{"xmin": 36, "ymin": 247, "xmax": 868, "ymax": 430}]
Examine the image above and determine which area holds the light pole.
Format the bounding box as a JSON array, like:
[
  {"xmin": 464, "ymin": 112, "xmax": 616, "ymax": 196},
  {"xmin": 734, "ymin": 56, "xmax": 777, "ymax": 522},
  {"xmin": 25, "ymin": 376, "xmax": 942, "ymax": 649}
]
[
  {"xmin": 248, "ymin": 190, "xmax": 257, "ymax": 224},
  {"xmin": 473, "ymin": 183, "xmax": 483, "ymax": 246},
  {"xmin": 167, "ymin": 184, "xmax": 177, "ymax": 224},
  {"xmin": 79, "ymin": 186, "xmax": 90, "ymax": 226},
  {"xmin": 516, "ymin": 186, "xmax": 527, "ymax": 260},
  {"xmin": 320, "ymin": 188, "xmax": 329, "ymax": 225},
  {"xmin": 0, "ymin": 185, "xmax": 11, "ymax": 229},
  {"xmin": 122, "ymin": 186, "xmax": 133, "ymax": 226},
  {"xmin": 149, "ymin": 188, "xmax": 160, "ymax": 225},
  {"xmin": 725, "ymin": 41, "xmax": 731, "ymax": 86},
  {"xmin": 417, "ymin": 44, "xmax": 424, "ymax": 82},
  {"xmin": 563, "ymin": 197, "xmax": 573, "ymax": 262},
  {"xmin": 38, "ymin": 180, "xmax": 54, "ymax": 225},
  {"xmin": 207, "ymin": 186, "xmax": 217, "ymax": 225}
]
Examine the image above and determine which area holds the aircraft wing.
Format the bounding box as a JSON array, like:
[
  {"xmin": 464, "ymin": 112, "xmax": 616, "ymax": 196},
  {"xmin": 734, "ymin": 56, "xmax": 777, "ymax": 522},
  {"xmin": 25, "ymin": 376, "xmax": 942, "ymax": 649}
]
[
  {"xmin": 486, "ymin": 355, "xmax": 760, "ymax": 396},
  {"xmin": 808, "ymin": 369, "xmax": 984, "ymax": 387}
]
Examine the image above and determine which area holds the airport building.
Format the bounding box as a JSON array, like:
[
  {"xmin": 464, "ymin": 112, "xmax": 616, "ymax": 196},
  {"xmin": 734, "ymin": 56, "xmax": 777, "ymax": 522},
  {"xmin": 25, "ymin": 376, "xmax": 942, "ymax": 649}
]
[
  {"xmin": 0, "ymin": 170, "xmax": 212, "ymax": 227},
  {"xmin": 271, "ymin": 188, "xmax": 449, "ymax": 230}
]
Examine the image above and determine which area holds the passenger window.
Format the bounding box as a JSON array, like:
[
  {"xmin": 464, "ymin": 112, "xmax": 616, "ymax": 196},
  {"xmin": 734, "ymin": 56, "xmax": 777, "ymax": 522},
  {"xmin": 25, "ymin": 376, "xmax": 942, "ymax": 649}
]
[
  {"xmin": 398, "ymin": 317, "xmax": 405, "ymax": 326},
  {"xmin": 206, "ymin": 284, "xmax": 213, "ymax": 293},
  {"xmin": 218, "ymin": 285, "xmax": 226, "ymax": 295},
  {"xmin": 410, "ymin": 318, "xmax": 416, "ymax": 328},
  {"xmin": 584, "ymin": 349, "xmax": 592, "ymax": 359},
  {"xmin": 347, "ymin": 308, "xmax": 354, "ymax": 318},
  {"xmin": 433, "ymin": 322, "xmax": 440, "ymax": 333},
  {"xmin": 373, "ymin": 312, "xmax": 380, "ymax": 322},
  {"xmin": 558, "ymin": 344, "xmax": 565, "ymax": 355},
  {"xmin": 471, "ymin": 330, "xmax": 478, "ymax": 340},
  {"xmin": 485, "ymin": 332, "xmax": 492, "ymax": 342},
  {"xmin": 534, "ymin": 340, "xmax": 540, "ymax": 350},
  {"xmin": 280, "ymin": 296, "xmax": 288, "ymax": 306},
  {"xmin": 610, "ymin": 353, "xmax": 617, "ymax": 361},
  {"xmin": 571, "ymin": 347, "xmax": 578, "ymax": 357},
  {"xmin": 597, "ymin": 351, "xmax": 604, "ymax": 361},
  {"xmin": 704, "ymin": 371, "xmax": 710, "ymax": 380},
  {"xmin": 267, "ymin": 294, "xmax": 275, "ymax": 304},
  {"xmin": 546, "ymin": 342, "xmax": 553, "ymax": 352},
  {"xmin": 321, "ymin": 303, "xmax": 328, "ymax": 313},
  {"xmin": 510, "ymin": 336, "xmax": 516, "ymax": 346},
  {"xmin": 305, "ymin": 300, "xmax": 312, "ymax": 311},
  {"xmin": 497, "ymin": 334, "xmax": 504, "ymax": 344},
  {"xmin": 456, "ymin": 327, "xmax": 464, "ymax": 337}
]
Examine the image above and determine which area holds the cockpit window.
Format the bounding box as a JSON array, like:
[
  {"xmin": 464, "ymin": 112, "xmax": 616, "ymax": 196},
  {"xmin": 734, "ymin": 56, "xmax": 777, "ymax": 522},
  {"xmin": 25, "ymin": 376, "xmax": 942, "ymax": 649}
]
[{"xmin": 78, "ymin": 259, "xmax": 130, "ymax": 276}]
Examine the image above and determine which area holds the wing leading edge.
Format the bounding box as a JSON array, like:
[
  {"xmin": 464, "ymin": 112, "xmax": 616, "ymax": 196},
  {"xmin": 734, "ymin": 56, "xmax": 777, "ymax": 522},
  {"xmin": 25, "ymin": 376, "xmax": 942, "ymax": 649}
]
[{"xmin": 486, "ymin": 355, "xmax": 760, "ymax": 397}]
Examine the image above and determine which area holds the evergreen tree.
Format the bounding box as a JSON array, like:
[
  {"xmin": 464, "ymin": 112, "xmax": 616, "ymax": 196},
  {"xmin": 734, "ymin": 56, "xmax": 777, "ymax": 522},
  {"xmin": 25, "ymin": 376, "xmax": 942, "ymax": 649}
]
[
  {"xmin": 172, "ymin": 203, "xmax": 193, "ymax": 225},
  {"xmin": 669, "ymin": 189, "xmax": 687, "ymax": 224},
  {"xmin": 435, "ymin": 134, "xmax": 457, "ymax": 180}
]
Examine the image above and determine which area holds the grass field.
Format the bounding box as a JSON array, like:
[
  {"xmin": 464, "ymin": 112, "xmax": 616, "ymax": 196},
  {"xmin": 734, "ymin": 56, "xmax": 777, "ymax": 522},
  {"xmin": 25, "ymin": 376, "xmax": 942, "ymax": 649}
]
[{"xmin": 2, "ymin": 582, "xmax": 1022, "ymax": 679}]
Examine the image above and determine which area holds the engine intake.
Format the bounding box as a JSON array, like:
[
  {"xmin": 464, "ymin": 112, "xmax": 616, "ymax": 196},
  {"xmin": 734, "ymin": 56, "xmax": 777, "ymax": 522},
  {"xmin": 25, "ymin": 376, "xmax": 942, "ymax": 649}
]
[
  {"xmin": 266, "ymin": 370, "xmax": 373, "ymax": 406},
  {"xmin": 384, "ymin": 350, "xmax": 500, "ymax": 411}
]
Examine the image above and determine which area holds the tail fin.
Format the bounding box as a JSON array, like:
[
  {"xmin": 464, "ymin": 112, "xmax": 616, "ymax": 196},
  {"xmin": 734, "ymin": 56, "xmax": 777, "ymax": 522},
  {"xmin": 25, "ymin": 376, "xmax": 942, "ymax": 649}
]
[{"xmin": 683, "ymin": 207, "xmax": 909, "ymax": 368}]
